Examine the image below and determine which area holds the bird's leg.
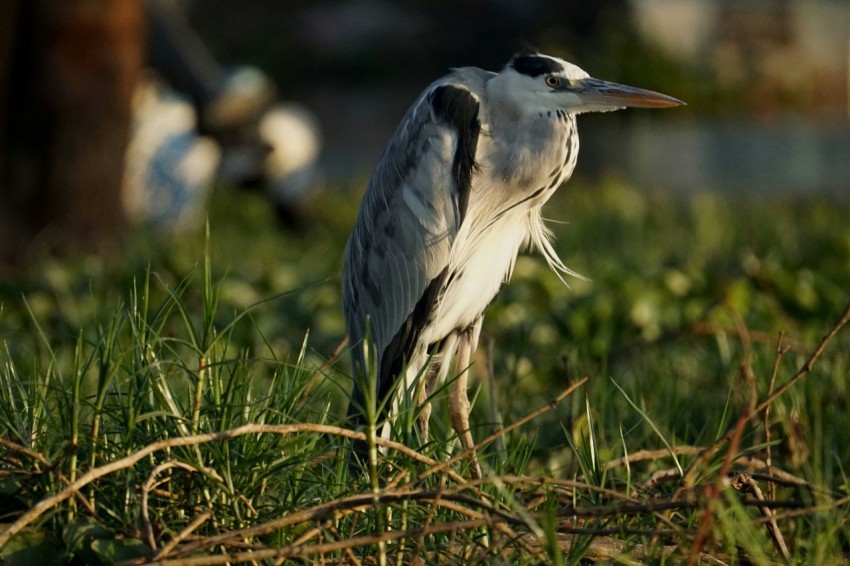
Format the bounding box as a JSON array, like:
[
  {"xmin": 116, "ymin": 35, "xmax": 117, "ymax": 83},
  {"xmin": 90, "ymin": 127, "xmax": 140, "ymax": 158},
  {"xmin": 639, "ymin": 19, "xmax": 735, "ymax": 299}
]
[
  {"xmin": 449, "ymin": 357, "xmax": 478, "ymax": 477},
  {"xmin": 417, "ymin": 335, "xmax": 458, "ymax": 443},
  {"xmin": 417, "ymin": 375, "xmax": 433, "ymax": 442},
  {"xmin": 450, "ymin": 319, "xmax": 483, "ymax": 479}
]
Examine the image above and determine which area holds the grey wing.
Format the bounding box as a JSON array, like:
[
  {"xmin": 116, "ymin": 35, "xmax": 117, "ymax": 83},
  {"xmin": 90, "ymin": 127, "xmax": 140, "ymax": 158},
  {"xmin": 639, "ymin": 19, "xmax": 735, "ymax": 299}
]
[{"xmin": 343, "ymin": 81, "xmax": 482, "ymax": 412}]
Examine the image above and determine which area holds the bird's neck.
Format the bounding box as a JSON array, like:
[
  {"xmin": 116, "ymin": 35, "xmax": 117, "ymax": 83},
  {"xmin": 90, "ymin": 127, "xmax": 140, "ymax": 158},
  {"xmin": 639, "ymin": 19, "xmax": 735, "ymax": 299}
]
[{"xmin": 483, "ymin": 107, "xmax": 579, "ymax": 194}]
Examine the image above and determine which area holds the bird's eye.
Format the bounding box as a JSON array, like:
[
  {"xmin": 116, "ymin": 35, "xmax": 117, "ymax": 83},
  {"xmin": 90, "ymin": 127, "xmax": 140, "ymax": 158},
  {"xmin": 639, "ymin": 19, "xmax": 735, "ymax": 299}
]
[{"xmin": 545, "ymin": 76, "xmax": 560, "ymax": 88}]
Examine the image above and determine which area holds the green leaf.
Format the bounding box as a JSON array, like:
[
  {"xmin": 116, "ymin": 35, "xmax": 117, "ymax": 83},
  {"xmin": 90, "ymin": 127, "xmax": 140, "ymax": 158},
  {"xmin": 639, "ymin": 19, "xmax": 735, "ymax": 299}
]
[
  {"xmin": 90, "ymin": 537, "xmax": 150, "ymax": 563},
  {"xmin": 62, "ymin": 517, "xmax": 149, "ymax": 565},
  {"xmin": 0, "ymin": 527, "xmax": 67, "ymax": 566}
]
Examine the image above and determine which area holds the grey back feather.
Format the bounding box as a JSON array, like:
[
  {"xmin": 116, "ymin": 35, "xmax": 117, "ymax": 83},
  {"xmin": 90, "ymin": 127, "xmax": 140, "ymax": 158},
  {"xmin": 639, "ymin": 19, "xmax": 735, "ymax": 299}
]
[{"xmin": 342, "ymin": 67, "xmax": 492, "ymax": 416}]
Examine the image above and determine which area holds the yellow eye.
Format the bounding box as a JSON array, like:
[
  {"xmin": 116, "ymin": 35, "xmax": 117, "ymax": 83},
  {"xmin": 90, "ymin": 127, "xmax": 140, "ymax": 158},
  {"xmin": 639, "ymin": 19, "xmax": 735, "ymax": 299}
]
[{"xmin": 545, "ymin": 76, "xmax": 560, "ymax": 88}]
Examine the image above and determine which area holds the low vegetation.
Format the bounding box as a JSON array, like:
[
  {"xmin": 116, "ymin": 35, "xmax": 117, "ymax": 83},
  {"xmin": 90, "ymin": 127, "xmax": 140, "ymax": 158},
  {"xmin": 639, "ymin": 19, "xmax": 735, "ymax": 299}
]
[{"xmin": 1, "ymin": 180, "xmax": 848, "ymax": 564}]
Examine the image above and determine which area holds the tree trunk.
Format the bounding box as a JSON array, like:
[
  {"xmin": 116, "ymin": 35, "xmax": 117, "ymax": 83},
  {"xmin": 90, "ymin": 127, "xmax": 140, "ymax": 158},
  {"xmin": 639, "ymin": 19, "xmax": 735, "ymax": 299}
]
[{"xmin": 0, "ymin": 0, "xmax": 143, "ymax": 268}]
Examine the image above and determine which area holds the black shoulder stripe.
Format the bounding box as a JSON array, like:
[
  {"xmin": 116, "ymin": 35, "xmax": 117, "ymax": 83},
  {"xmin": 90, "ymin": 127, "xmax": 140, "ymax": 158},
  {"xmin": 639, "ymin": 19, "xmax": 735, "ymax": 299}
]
[
  {"xmin": 377, "ymin": 267, "xmax": 448, "ymax": 406},
  {"xmin": 429, "ymin": 85, "xmax": 480, "ymax": 224},
  {"xmin": 510, "ymin": 54, "xmax": 563, "ymax": 77}
]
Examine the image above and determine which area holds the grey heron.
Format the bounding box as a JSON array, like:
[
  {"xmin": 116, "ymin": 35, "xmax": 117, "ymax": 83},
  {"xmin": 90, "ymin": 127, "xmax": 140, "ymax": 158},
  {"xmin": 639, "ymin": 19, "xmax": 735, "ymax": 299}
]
[{"xmin": 343, "ymin": 52, "xmax": 683, "ymax": 476}]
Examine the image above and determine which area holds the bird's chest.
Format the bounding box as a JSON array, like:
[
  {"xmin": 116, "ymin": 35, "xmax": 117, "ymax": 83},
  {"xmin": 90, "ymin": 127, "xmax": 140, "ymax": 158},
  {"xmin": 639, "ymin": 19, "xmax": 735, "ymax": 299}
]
[
  {"xmin": 419, "ymin": 117, "xmax": 578, "ymax": 344},
  {"xmin": 422, "ymin": 208, "xmax": 529, "ymax": 343},
  {"xmin": 487, "ymin": 114, "xmax": 578, "ymax": 206}
]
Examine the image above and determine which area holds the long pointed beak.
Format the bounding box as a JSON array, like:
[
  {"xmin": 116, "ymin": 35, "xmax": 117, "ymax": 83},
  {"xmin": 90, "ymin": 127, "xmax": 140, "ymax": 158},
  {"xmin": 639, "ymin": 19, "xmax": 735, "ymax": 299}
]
[{"xmin": 576, "ymin": 78, "xmax": 684, "ymax": 109}]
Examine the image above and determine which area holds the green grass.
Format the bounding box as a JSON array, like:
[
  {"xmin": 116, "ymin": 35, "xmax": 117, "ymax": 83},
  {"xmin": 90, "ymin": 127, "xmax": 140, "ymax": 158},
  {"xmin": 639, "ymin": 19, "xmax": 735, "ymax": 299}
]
[{"xmin": 1, "ymin": 179, "xmax": 849, "ymax": 564}]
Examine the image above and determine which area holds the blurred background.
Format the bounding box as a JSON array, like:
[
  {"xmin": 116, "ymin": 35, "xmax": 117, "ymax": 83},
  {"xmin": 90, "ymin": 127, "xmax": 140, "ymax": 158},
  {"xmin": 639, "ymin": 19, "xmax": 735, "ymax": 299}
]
[
  {"xmin": 192, "ymin": 0, "xmax": 848, "ymax": 195},
  {"xmin": 2, "ymin": 0, "xmax": 848, "ymax": 269}
]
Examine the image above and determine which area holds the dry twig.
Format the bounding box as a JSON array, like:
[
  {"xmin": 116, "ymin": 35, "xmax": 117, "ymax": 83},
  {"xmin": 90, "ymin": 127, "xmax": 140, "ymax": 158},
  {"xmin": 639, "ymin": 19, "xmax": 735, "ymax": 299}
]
[
  {"xmin": 141, "ymin": 461, "xmax": 222, "ymax": 551},
  {"xmin": 0, "ymin": 423, "xmax": 462, "ymax": 550},
  {"xmin": 682, "ymin": 301, "xmax": 850, "ymax": 564},
  {"xmin": 729, "ymin": 472, "xmax": 791, "ymax": 562},
  {"xmin": 419, "ymin": 378, "xmax": 588, "ymax": 481}
]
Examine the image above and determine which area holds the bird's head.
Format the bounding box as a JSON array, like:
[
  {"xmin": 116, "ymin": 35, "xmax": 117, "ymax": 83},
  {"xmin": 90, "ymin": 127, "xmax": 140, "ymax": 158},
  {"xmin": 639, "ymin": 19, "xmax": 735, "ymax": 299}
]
[{"xmin": 491, "ymin": 53, "xmax": 684, "ymax": 117}]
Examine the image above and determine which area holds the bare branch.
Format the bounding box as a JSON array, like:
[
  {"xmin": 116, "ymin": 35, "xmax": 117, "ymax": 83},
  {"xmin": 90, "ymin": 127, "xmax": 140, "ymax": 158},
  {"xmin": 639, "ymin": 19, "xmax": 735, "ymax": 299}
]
[
  {"xmin": 419, "ymin": 378, "xmax": 588, "ymax": 481},
  {"xmin": 729, "ymin": 472, "xmax": 791, "ymax": 562},
  {"xmin": 0, "ymin": 423, "xmax": 460, "ymax": 549}
]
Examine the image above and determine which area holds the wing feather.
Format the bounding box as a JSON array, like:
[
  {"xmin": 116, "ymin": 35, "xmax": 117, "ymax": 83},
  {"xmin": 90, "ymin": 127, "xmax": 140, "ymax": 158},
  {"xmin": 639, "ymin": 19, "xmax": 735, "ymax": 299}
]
[{"xmin": 343, "ymin": 78, "xmax": 483, "ymax": 421}]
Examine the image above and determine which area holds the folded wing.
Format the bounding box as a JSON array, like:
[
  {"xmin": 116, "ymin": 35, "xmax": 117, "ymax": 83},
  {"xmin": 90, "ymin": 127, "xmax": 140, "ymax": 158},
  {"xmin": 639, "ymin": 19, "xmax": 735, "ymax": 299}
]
[{"xmin": 343, "ymin": 81, "xmax": 482, "ymax": 420}]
